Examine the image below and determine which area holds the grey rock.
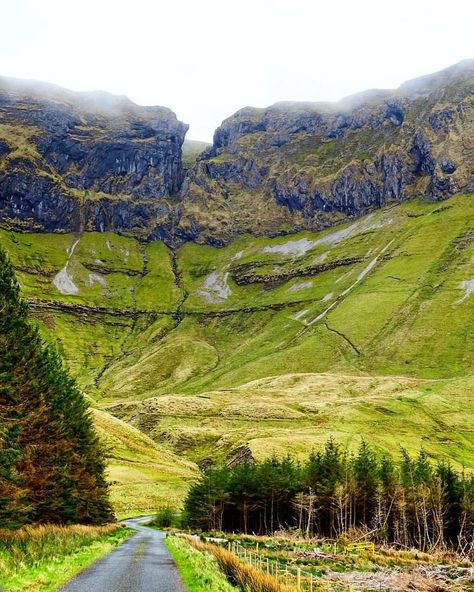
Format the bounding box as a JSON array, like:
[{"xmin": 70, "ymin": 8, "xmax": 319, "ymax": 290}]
[
  {"xmin": 440, "ymin": 157, "xmax": 457, "ymax": 174},
  {"xmin": 0, "ymin": 76, "xmax": 187, "ymax": 237},
  {"xmin": 409, "ymin": 131, "xmax": 435, "ymax": 176},
  {"xmin": 429, "ymin": 109, "xmax": 454, "ymax": 132},
  {"xmin": 385, "ymin": 99, "xmax": 405, "ymax": 125},
  {"xmin": 0, "ymin": 139, "xmax": 10, "ymax": 157}
]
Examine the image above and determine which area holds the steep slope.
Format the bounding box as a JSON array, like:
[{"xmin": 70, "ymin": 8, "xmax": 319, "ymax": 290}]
[
  {"xmin": 2, "ymin": 194, "xmax": 473, "ymax": 394},
  {"xmin": 1, "ymin": 194, "xmax": 473, "ymax": 471},
  {"xmin": 92, "ymin": 410, "xmax": 197, "ymax": 517},
  {"xmin": 99, "ymin": 194, "xmax": 474, "ymax": 398},
  {"xmin": 177, "ymin": 60, "xmax": 474, "ymax": 244},
  {"xmin": 0, "ymin": 76, "xmax": 187, "ymax": 239}
]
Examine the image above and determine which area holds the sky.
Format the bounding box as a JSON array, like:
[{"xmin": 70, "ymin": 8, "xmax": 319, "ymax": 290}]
[{"xmin": 1, "ymin": 0, "xmax": 474, "ymax": 141}]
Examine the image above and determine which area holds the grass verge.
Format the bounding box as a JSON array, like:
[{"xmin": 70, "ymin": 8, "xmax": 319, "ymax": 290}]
[
  {"xmin": 177, "ymin": 535, "xmax": 294, "ymax": 592},
  {"xmin": 165, "ymin": 535, "xmax": 237, "ymax": 591},
  {"xmin": 0, "ymin": 524, "xmax": 131, "ymax": 592}
]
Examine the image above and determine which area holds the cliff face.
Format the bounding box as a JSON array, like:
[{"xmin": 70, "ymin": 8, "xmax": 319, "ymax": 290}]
[
  {"xmin": 176, "ymin": 60, "xmax": 474, "ymax": 244},
  {"xmin": 0, "ymin": 61, "xmax": 473, "ymax": 244},
  {"xmin": 0, "ymin": 77, "xmax": 188, "ymax": 237}
]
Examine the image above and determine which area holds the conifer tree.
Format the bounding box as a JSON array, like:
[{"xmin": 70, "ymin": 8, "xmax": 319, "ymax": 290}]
[
  {"xmin": 183, "ymin": 438, "xmax": 474, "ymax": 555},
  {"xmin": 0, "ymin": 248, "xmax": 112, "ymax": 526}
]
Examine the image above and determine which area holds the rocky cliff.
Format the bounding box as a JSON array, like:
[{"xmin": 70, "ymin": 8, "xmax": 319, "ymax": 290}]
[
  {"xmin": 176, "ymin": 60, "xmax": 474, "ymax": 244},
  {"xmin": 0, "ymin": 61, "xmax": 473, "ymax": 244},
  {"xmin": 0, "ymin": 76, "xmax": 188, "ymax": 238}
]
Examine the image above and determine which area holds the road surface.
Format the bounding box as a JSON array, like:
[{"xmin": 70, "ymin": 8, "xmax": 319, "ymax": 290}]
[{"xmin": 59, "ymin": 516, "xmax": 184, "ymax": 592}]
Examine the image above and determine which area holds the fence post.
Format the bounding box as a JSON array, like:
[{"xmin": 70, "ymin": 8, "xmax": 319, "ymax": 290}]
[{"xmin": 297, "ymin": 567, "xmax": 301, "ymax": 591}]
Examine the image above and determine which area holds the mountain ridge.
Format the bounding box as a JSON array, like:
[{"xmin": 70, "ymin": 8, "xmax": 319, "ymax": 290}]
[
  {"xmin": 0, "ymin": 60, "xmax": 473, "ymax": 245},
  {"xmin": 176, "ymin": 59, "xmax": 474, "ymax": 244}
]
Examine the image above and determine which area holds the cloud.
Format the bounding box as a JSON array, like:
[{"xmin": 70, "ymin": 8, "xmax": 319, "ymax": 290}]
[{"xmin": 1, "ymin": 0, "xmax": 472, "ymax": 140}]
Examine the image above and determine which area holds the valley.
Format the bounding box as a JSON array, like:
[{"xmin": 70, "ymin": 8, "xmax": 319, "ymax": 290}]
[
  {"xmin": 2, "ymin": 193, "xmax": 473, "ymax": 508},
  {"xmin": 2, "ymin": 4, "xmax": 474, "ymax": 588}
]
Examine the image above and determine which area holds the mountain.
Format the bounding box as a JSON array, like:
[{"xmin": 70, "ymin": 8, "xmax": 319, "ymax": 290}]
[
  {"xmin": 1, "ymin": 62, "xmax": 474, "ymax": 510},
  {"xmin": 1, "ymin": 61, "xmax": 473, "ymax": 245},
  {"xmin": 1, "ymin": 193, "xmax": 473, "ymax": 476},
  {"xmin": 176, "ymin": 60, "xmax": 474, "ymax": 244},
  {"xmin": 0, "ymin": 75, "xmax": 187, "ymax": 239}
]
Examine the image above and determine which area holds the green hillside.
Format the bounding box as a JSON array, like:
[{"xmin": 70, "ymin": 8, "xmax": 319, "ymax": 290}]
[
  {"xmin": 92, "ymin": 410, "xmax": 197, "ymax": 517},
  {"xmin": 107, "ymin": 373, "xmax": 474, "ymax": 468},
  {"xmin": 1, "ymin": 193, "xmax": 474, "ymax": 490}
]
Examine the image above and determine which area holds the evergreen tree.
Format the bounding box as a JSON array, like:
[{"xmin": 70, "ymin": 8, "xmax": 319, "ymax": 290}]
[
  {"xmin": 353, "ymin": 440, "xmax": 378, "ymax": 525},
  {"xmin": 183, "ymin": 438, "xmax": 474, "ymax": 555},
  {"xmin": 0, "ymin": 248, "xmax": 112, "ymax": 526}
]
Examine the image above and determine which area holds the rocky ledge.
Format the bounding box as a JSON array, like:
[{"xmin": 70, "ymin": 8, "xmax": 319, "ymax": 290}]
[
  {"xmin": 175, "ymin": 60, "xmax": 474, "ymax": 244},
  {"xmin": 0, "ymin": 76, "xmax": 187, "ymax": 237}
]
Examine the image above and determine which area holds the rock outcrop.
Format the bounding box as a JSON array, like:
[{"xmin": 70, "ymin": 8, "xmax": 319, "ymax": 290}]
[
  {"xmin": 0, "ymin": 76, "xmax": 188, "ymax": 237},
  {"xmin": 176, "ymin": 60, "xmax": 474, "ymax": 244},
  {"xmin": 0, "ymin": 61, "xmax": 473, "ymax": 244}
]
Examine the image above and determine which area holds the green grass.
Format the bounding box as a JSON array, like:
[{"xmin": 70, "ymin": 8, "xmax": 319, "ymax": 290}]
[
  {"xmin": 165, "ymin": 536, "xmax": 237, "ymax": 591},
  {"xmin": 2, "ymin": 194, "xmax": 474, "ymax": 507},
  {"xmin": 92, "ymin": 410, "xmax": 198, "ymax": 518},
  {"xmin": 182, "ymin": 139, "xmax": 210, "ymax": 169},
  {"xmin": 0, "ymin": 524, "xmax": 130, "ymax": 592}
]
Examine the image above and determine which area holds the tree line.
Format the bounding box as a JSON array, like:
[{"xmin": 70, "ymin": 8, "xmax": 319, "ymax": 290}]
[
  {"xmin": 185, "ymin": 439, "xmax": 474, "ymax": 554},
  {"xmin": 0, "ymin": 247, "xmax": 111, "ymax": 527}
]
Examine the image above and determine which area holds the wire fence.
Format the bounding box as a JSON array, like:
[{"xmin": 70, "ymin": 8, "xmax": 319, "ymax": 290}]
[{"xmin": 223, "ymin": 539, "xmax": 319, "ymax": 591}]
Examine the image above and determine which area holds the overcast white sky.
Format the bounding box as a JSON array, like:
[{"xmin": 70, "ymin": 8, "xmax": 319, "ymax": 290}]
[{"xmin": 1, "ymin": 0, "xmax": 473, "ymax": 141}]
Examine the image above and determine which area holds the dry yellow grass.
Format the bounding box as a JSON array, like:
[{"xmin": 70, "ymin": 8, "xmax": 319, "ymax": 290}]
[
  {"xmin": 181, "ymin": 535, "xmax": 296, "ymax": 592},
  {"xmin": 92, "ymin": 409, "xmax": 198, "ymax": 517},
  {"xmin": 105, "ymin": 372, "xmax": 474, "ymax": 469}
]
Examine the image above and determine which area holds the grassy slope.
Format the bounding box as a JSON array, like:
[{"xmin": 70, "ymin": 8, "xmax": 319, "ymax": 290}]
[
  {"xmin": 107, "ymin": 373, "xmax": 474, "ymax": 468},
  {"xmin": 99, "ymin": 195, "xmax": 474, "ymax": 402},
  {"xmin": 93, "ymin": 410, "xmax": 197, "ymax": 517},
  {"xmin": 2, "ymin": 193, "xmax": 474, "ymax": 487}
]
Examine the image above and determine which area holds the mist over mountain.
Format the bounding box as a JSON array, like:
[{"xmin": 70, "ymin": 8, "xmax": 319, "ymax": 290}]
[{"xmin": 0, "ymin": 60, "xmax": 473, "ymax": 246}]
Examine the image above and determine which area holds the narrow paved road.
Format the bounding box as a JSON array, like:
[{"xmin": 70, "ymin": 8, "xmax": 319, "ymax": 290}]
[{"xmin": 59, "ymin": 517, "xmax": 184, "ymax": 592}]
